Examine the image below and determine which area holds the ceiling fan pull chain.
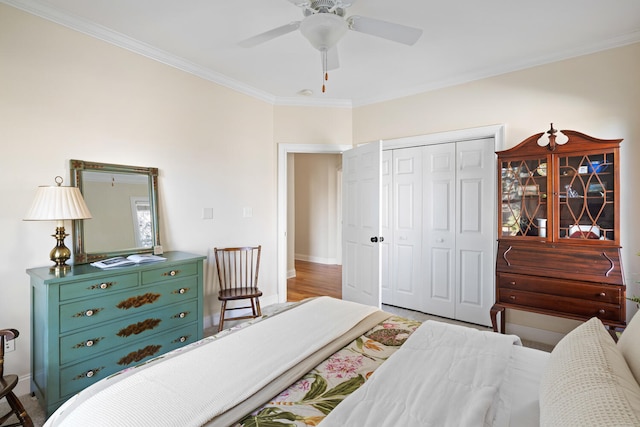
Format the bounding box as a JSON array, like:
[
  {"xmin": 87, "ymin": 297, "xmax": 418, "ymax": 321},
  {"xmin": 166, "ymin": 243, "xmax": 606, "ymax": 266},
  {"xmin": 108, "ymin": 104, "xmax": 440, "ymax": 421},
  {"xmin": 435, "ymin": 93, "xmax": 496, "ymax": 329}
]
[{"xmin": 322, "ymin": 49, "xmax": 328, "ymax": 93}]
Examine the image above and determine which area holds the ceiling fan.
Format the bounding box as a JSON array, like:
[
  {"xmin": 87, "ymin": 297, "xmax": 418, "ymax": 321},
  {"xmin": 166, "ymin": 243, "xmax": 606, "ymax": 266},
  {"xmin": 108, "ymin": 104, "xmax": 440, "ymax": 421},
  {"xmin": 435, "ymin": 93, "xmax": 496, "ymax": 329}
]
[{"xmin": 239, "ymin": 0, "xmax": 423, "ymax": 92}]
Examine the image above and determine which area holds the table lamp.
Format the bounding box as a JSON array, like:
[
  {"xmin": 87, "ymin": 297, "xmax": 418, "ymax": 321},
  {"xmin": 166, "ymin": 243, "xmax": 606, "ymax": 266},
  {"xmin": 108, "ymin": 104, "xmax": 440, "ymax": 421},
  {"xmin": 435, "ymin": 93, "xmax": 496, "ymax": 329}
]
[{"xmin": 24, "ymin": 176, "xmax": 92, "ymax": 270}]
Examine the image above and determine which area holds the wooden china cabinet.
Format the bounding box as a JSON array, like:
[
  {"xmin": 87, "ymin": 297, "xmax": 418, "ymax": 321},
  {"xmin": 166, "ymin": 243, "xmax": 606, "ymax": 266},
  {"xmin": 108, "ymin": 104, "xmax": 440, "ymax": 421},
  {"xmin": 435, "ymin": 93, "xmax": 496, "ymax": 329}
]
[{"xmin": 490, "ymin": 125, "xmax": 626, "ymax": 334}]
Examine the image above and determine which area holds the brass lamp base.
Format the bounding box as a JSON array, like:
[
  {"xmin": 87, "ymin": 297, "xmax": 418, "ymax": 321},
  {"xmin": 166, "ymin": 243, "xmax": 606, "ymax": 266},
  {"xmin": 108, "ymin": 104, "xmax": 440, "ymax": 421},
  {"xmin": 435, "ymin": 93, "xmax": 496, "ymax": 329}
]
[{"xmin": 50, "ymin": 226, "xmax": 72, "ymax": 271}]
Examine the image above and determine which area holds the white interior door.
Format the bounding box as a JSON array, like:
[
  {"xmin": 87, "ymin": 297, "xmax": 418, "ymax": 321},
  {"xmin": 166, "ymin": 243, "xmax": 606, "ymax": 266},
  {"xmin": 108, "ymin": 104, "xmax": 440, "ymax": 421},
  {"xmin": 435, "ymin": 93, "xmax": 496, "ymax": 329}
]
[
  {"xmin": 455, "ymin": 138, "xmax": 496, "ymax": 326},
  {"xmin": 380, "ymin": 151, "xmax": 392, "ymax": 304},
  {"xmin": 342, "ymin": 141, "xmax": 382, "ymax": 308}
]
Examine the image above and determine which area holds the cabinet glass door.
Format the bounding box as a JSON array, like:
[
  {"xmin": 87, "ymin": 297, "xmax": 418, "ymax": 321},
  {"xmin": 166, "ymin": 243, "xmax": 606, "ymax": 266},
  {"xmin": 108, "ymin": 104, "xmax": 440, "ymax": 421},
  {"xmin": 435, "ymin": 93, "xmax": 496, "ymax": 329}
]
[
  {"xmin": 557, "ymin": 152, "xmax": 615, "ymax": 241},
  {"xmin": 500, "ymin": 158, "xmax": 548, "ymax": 237}
]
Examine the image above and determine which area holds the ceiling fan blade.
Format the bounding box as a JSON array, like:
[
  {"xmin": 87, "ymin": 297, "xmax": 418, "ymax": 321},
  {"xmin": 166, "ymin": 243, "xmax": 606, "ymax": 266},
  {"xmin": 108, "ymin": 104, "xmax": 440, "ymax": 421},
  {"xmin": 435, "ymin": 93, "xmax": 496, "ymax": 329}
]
[
  {"xmin": 239, "ymin": 21, "xmax": 301, "ymax": 48},
  {"xmin": 325, "ymin": 46, "xmax": 340, "ymax": 71},
  {"xmin": 347, "ymin": 15, "xmax": 423, "ymax": 45}
]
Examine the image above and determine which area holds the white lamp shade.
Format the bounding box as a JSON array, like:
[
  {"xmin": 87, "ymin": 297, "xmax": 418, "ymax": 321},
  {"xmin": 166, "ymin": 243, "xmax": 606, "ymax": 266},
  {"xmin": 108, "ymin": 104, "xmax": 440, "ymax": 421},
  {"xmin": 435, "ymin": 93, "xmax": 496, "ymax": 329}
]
[
  {"xmin": 300, "ymin": 13, "xmax": 348, "ymax": 51},
  {"xmin": 24, "ymin": 185, "xmax": 92, "ymax": 221}
]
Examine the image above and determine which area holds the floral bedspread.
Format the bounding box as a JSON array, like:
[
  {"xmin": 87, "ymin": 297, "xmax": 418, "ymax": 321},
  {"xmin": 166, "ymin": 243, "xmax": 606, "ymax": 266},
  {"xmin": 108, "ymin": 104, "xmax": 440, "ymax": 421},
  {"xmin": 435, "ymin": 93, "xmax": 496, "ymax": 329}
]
[{"xmin": 235, "ymin": 315, "xmax": 421, "ymax": 427}]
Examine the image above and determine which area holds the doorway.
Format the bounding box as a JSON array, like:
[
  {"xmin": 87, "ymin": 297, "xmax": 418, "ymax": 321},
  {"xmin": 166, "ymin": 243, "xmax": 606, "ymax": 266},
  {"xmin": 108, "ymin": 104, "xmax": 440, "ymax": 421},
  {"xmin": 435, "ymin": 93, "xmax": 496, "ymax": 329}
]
[{"xmin": 277, "ymin": 144, "xmax": 352, "ymax": 303}]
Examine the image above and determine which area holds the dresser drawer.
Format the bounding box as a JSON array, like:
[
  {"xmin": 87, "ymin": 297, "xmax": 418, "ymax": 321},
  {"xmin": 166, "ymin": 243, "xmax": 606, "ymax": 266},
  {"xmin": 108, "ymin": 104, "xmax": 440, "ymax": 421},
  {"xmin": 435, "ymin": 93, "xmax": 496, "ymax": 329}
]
[
  {"xmin": 59, "ymin": 272, "xmax": 139, "ymax": 301},
  {"xmin": 141, "ymin": 261, "xmax": 199, "ymax": 285},
  {"xmin": 59, "ymin": 325, "xmax": 198, "ymax": 398},
  {"xmin": 497, "ymin": 273, "xmax": 621, "ymax": 304},
  {"xmin": 59, "ymin": 276, "xmax": 198, "ymax": 333},
  {"xmin": 498, "ymin": 288, "xmax": 622, "ymax": 322},
  {"xmin": 59, "ymin": 300, "xmax": 198, "ymax": 364}
]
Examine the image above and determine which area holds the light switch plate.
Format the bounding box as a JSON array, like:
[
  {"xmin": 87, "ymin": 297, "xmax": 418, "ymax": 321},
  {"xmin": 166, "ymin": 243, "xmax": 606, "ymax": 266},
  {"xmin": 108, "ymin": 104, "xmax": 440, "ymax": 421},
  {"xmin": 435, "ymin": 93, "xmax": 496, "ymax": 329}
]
[{"xmin": 4, "ymin": 338, "xmax": 15, "ymax": 352}]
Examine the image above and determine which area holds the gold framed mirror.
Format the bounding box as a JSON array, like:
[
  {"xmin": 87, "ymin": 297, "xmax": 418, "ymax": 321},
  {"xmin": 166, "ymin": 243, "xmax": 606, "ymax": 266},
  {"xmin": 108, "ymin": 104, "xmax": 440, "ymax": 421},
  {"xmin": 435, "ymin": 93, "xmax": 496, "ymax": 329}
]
[{"xmin": 70, "ymin": 159, "xmax": 160, "ymax": 264}]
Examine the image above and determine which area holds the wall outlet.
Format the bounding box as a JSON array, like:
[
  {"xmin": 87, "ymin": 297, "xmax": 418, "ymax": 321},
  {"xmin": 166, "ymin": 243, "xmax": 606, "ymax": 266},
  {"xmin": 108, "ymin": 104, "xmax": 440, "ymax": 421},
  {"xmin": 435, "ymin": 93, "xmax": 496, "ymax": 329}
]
[{"xmin": 4, "ymin": 338, "xmax": 15, "ymax": 352}]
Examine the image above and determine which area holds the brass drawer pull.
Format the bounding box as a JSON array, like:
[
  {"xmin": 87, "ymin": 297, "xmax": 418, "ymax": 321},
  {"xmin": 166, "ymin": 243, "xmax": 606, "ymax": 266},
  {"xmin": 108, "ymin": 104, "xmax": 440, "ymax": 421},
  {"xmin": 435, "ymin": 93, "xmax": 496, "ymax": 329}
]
[
  {"xmin": 509, "ymin": 295, "xmax": 516, "ymax": 300},
  {"xmin": 116, "ymin": 293, "xmax": 161, "ymax": 310},
  {"xmin": 509, "ymin": 281, "xmax": 516, "ymax": 286},
  {"xmin": 599, "ymin": 309, "xmax": 606, "ymax": 315},
  {"xmin": 72, "ymin": 337, "xmax": 104, "ymax": 349},
  {"xmin": 73, "ymin": 367, "xmax": 104, "ymax": 381},
  {"xmin": 173, "ymin": 311, "xmax": 190, "ymax": 319},
  {"xmin": 72, "ymin": 308, "xmax": 104, "ymax": 319},
  {"xmin": 88, "ymin": 281, "xmax": 115, "ymax": 291},
  {"xmin": 117, "ymin": 319, "xmax": 162, "ymax": 337},
  {"xmin": 117, "ymin": 345, "xmax": 162, "ymax": 366},
  {"xmin": 173, "ymin": 334, "xmax": 191, "ymax": 344},
  {"xmin": 599, "ymin": 292, "xmax": 606, "ymax": 297},
  {"xmin": 163, "ymin": 269, "xmax": 180, "ymax": 277}
]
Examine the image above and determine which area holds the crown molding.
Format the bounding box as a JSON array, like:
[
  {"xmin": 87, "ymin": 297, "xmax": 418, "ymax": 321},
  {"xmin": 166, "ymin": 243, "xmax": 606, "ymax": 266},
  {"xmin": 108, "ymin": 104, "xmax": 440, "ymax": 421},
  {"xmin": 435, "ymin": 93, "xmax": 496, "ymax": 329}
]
[
  {"xmin": 4, "ymin": 0, "xmax": 640, "ymax": 109},
  {"xmin": 353, "ymin": 30, "xmax": 640, "ymax": 107},
  {"xmin": 2, "ymin": 0, "xmax": 356, "ymax": 108}
]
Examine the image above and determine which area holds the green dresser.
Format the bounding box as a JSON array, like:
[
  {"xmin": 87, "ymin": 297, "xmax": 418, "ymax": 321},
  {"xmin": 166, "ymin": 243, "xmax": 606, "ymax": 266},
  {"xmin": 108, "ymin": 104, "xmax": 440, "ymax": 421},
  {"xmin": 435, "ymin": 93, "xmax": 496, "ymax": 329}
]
[{"xmin": 26, "ymin": 251, "xmax": 205, "ymax": 417}]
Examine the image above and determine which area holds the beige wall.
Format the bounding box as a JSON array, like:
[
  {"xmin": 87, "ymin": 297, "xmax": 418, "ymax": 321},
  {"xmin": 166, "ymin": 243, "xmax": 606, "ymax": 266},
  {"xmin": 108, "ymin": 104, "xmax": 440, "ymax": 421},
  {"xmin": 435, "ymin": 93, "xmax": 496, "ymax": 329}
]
[
  {"xmin": 1, "ymin": 4, "xmax": 278, "ymax": 381},
  {"xmin": 353, "ymin": 43, "xmax": 640, "ymax": 336}
]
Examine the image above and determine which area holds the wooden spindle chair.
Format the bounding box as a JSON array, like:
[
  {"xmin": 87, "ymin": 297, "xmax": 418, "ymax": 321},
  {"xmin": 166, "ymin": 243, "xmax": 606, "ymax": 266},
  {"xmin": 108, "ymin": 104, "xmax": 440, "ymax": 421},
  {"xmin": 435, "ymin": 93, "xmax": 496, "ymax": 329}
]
[
  {"xmin": 0, "ymin": 329, "xmax": 33, "ymax": 427},
  {"xmin": 214, "ymin": 246, "xmax": 263, "ymax": 332}
]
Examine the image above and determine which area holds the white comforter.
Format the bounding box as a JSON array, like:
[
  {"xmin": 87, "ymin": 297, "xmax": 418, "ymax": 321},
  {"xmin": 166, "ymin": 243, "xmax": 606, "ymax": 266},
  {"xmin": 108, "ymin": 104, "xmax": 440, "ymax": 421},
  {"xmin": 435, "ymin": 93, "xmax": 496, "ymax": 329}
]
[
  {"xmin": 320, "ymin": 320, "xmax": 522, "ymax": 427},
  {"xmin": 45, "ymin": 297, "xmax": 380, "ymax": 427}
]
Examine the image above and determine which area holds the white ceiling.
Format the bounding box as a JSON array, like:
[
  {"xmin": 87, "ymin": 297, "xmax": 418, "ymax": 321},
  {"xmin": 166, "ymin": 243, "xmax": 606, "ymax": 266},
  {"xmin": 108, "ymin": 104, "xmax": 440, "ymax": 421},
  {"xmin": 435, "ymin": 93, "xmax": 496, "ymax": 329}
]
[{"xmin": 5, "ymin": 0, "xmax": 640, "ymax": 107}]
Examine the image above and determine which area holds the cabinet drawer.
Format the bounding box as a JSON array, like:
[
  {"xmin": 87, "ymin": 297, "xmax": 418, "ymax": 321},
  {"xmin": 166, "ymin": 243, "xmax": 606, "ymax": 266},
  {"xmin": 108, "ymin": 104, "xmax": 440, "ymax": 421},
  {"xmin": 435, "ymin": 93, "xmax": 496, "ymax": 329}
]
[
  {"xmin": 498, "ymin": 288, "xmax": 622, "ymax": 322},
  {"xmin": 59, "ymin": 276, "xmax": 198, "ymax": 333},
  {"xmin": 498, "ymin": 273, "xmax": 621, "ymax": 304},
  {"xmin": 59, "ymin": 300, "xmax": 198, "ymax": 364},
  {"xmin": 59, "ymin": 325, "xmax": 198, "ymax": 398},
  {"xmin": 59, "ymin": 273, "xmax": 139, "ymax": 301},
  {"xmin": 141, "ymin": 262, "xmax": 198, "ymax": 285}
]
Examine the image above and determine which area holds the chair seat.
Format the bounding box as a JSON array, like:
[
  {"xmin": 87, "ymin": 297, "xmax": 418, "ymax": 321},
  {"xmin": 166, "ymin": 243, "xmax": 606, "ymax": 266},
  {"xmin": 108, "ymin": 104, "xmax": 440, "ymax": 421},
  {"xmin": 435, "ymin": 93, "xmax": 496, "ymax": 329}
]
[
  {"xmin": 219, "ymin": 287, "xmax": 263, "ymax": 300},
  {"xmin": 0, "ymin": 374, "xmax": 18, "ymax": 399}
]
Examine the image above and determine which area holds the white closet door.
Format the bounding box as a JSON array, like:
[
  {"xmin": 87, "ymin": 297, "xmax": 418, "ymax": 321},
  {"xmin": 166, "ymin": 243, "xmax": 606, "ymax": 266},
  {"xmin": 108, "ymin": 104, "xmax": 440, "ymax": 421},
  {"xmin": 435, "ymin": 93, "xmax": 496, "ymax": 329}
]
[
  {"xmin": 342, "ymin": 141, "xmax": 382, "ymax": 308},
  {"xmin": 421, "ymin": 143, "xmax": 456, "ymax": 317},
  {"xmin": 390, "ymin": 147, "xmax": 423, "ymax": 310},
  {"xmin": 381, "ymin": 150, "xmax": 392, "ymax": 304},
  {"xmin": 455, "ymin": 138, "xmax": 496, "ymax": 326}
]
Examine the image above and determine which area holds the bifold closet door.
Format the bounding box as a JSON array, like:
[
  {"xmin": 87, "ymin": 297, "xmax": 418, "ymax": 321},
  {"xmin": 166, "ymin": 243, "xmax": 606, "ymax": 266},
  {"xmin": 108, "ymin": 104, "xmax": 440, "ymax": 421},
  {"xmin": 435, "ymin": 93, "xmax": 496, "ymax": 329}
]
[
  {"xmin": 421, "ymin": 143, "xmax": 456, "ymax": 318},
  {"xmin": 382, "ymin": 147, "xmax": 424, "ymax": 311},
  {"xmin": 453, "ymin": 138, "xmax": 495, "ymax": 326}
]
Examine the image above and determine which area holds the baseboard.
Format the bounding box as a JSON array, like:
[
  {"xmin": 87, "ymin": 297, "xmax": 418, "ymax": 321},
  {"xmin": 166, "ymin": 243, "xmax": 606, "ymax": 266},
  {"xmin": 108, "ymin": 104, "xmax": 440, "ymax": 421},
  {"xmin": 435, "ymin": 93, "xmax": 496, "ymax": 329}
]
[
  {"xmin": 16, "ymin": 375, "xmax": 31, "ymax": 397},
  {"xmin": 294, "ymin": 254, "xmax": 337, "ymax": 265},
  {"xmin": 506, "ymin": 322, "xmax": 566, "ymax": 347},
  {"xmin": 287, "ymin": 268, "xmax": 296, "ymax": 279}
]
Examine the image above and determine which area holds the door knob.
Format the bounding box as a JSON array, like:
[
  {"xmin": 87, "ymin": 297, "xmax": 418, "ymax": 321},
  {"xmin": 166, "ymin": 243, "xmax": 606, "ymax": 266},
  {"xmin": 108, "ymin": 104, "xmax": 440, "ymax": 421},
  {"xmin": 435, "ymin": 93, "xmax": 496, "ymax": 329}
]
[{"xmin": 371, "ymin": 237, "xmax": 378, "ymax": 243}]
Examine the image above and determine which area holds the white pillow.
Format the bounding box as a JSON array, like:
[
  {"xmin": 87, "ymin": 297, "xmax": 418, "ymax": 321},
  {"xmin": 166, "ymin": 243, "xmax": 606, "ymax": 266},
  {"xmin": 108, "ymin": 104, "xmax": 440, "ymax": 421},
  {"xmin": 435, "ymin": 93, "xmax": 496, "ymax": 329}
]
[
  {"xmin": 618, "ymin": 312, "xmax": 640, "ymax": 385},
  {"xmin": 539, "ymin": 317, "xmax": 640, "ymax": 426}
]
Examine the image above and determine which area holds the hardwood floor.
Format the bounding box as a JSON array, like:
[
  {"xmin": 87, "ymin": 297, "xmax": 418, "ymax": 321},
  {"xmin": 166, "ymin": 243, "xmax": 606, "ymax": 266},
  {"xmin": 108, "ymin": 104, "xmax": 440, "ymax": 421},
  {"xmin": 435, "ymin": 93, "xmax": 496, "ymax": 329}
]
[{"xmin": 287, "ymin": 260, "xmax": 342, "ymax": 302}]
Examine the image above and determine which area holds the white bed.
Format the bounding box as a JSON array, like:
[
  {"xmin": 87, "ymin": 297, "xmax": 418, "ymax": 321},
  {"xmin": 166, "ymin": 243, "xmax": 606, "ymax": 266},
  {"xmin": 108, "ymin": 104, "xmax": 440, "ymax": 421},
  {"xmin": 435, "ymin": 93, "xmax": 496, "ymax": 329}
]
[{"xmin": 44, "ymin": 296, "xmax": 640, "ymax": 426}]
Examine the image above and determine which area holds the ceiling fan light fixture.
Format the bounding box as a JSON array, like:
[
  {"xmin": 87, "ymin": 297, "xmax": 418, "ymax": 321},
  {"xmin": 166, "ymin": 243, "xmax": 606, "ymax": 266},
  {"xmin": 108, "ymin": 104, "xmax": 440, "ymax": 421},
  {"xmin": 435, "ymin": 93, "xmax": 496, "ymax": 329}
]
[{"xmin": 299, "ymin": 13, "xmax": 348, "ymax": 51}]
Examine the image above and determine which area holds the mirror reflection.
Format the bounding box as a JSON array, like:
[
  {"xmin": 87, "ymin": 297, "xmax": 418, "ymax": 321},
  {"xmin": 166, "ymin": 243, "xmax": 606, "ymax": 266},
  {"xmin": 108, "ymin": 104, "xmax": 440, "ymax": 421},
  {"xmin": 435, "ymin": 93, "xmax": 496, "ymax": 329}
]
[{"xmin": 70, "ymin": 160, "xmax": 160, "ymax": 264}]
